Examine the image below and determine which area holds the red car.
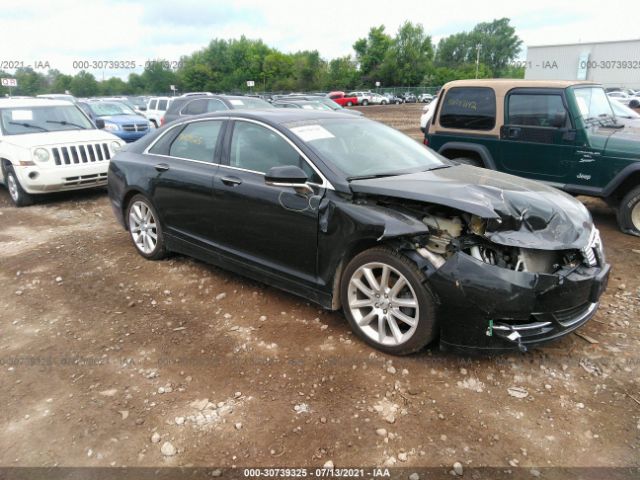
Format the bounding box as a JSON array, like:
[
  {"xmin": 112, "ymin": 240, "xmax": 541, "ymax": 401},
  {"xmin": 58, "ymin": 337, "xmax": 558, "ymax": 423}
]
[{"xmin": 328, "ymin": 91, "xmax": 358, "ymax": 107}]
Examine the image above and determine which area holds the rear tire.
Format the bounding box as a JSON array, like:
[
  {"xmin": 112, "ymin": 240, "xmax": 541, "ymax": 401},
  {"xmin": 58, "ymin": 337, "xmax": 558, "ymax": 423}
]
[
  {"xmin": 346, "ymin": 101, "xmax": 353, "ymax": 107},
  {"xmin": 362, "ymin": 100, "xmax": 369, "ymax": 106},
  {"xmin": 4, "ymin": 165, "xmax": 35, "ymax": 207},
  {"xmin": 340, "ymin": 247, "xmax": 438, "ymax": 355},
  {"xmin": 126, "ymin": 194, "xmax": 167, "ymax": 260},
  {"xmin": 453, "ymin": 157, "xmax": 483, "ymax": 168},
  {"xmin": 617, "ymin": 186, "xmax": 640, "ymax": 236}
]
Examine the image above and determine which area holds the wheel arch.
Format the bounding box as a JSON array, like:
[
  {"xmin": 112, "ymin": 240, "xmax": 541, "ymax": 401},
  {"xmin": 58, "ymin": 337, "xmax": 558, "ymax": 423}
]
[
  {"xmin": 604, "ymin": 164, "xmax": 640, "ymax": 203},
  {"xmin": 437, "ymin": 142, "xmax": 496, "ymax": 169}
]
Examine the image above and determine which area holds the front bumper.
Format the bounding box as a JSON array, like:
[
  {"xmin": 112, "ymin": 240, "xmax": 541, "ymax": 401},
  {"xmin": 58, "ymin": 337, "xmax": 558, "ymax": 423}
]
[
  {"xmin": 112, "ymin": 130, "xmax": 149, "ymax": 143},
  {"xmin": 14, "ymin": 162, "xmax": 109, "ymax": 194},
  {"xmin": 425, "ymin": 252, "xmax": 611, "ymax": 352}
]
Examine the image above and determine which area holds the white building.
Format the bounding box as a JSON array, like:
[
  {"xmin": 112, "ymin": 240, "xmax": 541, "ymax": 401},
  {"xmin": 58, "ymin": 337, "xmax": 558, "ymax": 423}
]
[{"xmin": 524, "ymin": 39, "xmax": 640, "ymax": 89}]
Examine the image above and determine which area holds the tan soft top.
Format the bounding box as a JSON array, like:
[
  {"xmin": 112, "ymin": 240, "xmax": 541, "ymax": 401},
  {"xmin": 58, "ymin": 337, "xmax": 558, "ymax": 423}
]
[{"xmin": 431, "ymin": 79, "xmax": 601, "ymax": 136}]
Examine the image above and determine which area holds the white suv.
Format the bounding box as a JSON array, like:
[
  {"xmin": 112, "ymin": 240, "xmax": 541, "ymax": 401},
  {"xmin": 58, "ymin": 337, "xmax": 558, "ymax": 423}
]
[
  {"xmin": 145, "ymin": 97, "xmax": 172, "ymax": 127},
  {"xmin": 0, "ymin": 99, "xmax": 124, "ymax": 206},
  {"xmin": 347, "ymin": 91, "xmax": 374, "ymax": 106}
]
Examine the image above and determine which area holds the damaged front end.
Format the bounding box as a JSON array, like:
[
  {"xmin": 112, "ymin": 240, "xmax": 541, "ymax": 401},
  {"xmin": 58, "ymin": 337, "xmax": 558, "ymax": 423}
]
[{"xmin": 386, "ymin": 202, "xmax": 610, "ymax": 352}]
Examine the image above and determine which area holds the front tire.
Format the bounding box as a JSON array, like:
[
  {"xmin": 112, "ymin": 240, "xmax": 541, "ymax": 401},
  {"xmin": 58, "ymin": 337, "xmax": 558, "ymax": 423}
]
[
  {"xmin": 341, "ymin": 247, "xmax": 438, "ymax": 355},
  {"xmin": 617, "ymin": 186, "xmax": 640, "ymax": 236},
  {"xmin": 4, "ymin": 165, "xmax": 35, "ymax": 207},
  {"xmin": 126, "ymin": 194, "xmax": 167, "ymax": 259},
  {"xmin": 346, "ymin": 101, "xmax": 353, "ymax": 107}
]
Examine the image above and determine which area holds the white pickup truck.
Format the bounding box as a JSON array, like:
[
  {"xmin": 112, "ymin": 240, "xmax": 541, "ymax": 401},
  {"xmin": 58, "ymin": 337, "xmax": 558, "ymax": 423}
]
[{"xmin": 0, "ymin": 98, "xmax": 124, "ymax": 206}]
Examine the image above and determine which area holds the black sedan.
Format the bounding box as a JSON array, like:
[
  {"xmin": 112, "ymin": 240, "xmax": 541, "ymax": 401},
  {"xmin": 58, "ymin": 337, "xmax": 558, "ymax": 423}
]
[{"xmin": 108, "ymin": 110, "xmax": 610, "ymax": 355}]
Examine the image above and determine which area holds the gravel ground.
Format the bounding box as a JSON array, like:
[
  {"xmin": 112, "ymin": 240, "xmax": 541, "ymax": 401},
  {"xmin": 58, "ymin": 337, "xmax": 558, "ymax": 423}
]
[{"xmin": 0, "ymin": 103, "xmax": 638, "ymax": 476}]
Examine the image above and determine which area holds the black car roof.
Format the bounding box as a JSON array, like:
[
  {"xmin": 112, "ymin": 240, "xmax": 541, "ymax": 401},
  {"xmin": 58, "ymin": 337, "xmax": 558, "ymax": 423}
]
[{"xmin": 178, "ymin": 108, "xmax": 361, "ymax": 126}]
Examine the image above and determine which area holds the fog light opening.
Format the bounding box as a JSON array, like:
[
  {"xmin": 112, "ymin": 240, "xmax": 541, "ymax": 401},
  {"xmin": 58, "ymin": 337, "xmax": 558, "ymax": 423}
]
[{"xmin": 28, "ymin": 171, "xmax": 39, "ymax": 180}]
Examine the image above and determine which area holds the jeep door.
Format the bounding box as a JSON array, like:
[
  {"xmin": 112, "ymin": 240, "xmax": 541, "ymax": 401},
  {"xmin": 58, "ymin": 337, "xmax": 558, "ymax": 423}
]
[{"xmin": 500, "ymin": 89, "xmax": 577, "ymax": 183}]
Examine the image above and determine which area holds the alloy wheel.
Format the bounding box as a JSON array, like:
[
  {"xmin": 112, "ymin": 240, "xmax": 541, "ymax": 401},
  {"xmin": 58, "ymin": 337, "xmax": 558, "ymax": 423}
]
[
  {"xmin": 7, "ymin": 173, "xmax": 19, "ymax": 202},
  {"xmin": 129, "ymin": 200, "xmax": 158, "ymax": 255},
  {"xmin": 632, "ymin": 202, "xmax": 640, "ymax": 231},
  {"xmin": 347, "ymin": 262, "xmax": 419, "ymax": 346}
]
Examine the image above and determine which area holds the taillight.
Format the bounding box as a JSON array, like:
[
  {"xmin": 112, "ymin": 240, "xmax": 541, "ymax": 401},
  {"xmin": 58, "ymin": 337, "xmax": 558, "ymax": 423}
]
[
  {"xmin": 160, "ymin": 117, "xmax": 165, "ymax": 126},
  {"xmin": 423, "ymin": 136, "xmax": 429, "ymax": 146}
]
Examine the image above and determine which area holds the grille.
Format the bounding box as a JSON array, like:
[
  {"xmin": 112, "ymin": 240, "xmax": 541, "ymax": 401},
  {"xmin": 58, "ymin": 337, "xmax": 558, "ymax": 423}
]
[
  {"xmin": 63, "ymin": 172, "xmax": 108, "ymax": 186},
  {"xmin": 122, "ymin": 123, "xmax": 149, "ymax": 132},
  {"xmin": 550, "ymin": 302, "xmax": 596, "ymax": 327},
  {"xmin": 52, "ymin": 143, "xmax": 111, "ymax": 166}
]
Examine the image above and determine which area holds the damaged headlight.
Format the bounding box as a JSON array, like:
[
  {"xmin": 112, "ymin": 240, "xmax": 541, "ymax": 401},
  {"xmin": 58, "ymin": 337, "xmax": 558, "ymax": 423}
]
[{"xmin": 581, "ymin": 228, "xmax": 603, "ymax": 267}]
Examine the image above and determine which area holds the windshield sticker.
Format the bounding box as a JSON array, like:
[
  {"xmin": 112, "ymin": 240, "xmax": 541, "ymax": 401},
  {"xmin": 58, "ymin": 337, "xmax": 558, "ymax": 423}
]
[
  {"xmin": 576, "ymin": 97, "xmax": 589, "ymax": 116},
  {"xmin": 291, "ymin": 125, "xmax": 334, "ymax": 142},
  {"xmin": 12, "ymin": 110, "xmax": 33, "ymax": 121},
  {"xmin": 229, "ymin": 99, "xmax": 244, "ymax": 106}
]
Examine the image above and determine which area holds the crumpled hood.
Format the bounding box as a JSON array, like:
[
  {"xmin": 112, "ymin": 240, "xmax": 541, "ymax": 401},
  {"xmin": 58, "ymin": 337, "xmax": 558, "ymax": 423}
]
[{"xmin": 349, "ymin": 165, "xmax": 594, "ymax": 250}]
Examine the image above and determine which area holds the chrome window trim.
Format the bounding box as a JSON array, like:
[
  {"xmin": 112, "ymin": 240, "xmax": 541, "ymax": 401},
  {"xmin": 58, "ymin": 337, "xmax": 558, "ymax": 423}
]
[
  {"xmin": 143, "ymin": 118, "xmax": 227, "ymax": 165},
  {"xmin": 143, "ymin": 116, "xmax": 334, "ymax": 190},
  {"xmin": 230, "ymin": 117, "xmax": 334, "ymax": 190}
]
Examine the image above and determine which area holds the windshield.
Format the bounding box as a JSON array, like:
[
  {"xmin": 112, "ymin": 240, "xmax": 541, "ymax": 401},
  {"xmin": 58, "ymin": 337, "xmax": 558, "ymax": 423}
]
[
  {"xmin": 573, "ymin": 87, "xmax": 614, "ymax": 121},
  {"xmin": 0, "ymin": 105, "xmax": 93, "ymax": 135},
  {"xmin": 89, "ymin": 102, "xmax": 136, "ymax": 116},
  {"xmin": 287, "ymin": 118, "xmax": 444, "ymax": 178},
  {"xmin": 228, "ymin": 97, "xmax": 273, "ymax": 109}
]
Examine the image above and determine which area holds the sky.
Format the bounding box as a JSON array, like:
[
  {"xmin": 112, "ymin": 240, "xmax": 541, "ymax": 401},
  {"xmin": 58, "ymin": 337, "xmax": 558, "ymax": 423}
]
[{"xmin": 0, "ymin": 0, "xmax": 638, "ymax": 80}]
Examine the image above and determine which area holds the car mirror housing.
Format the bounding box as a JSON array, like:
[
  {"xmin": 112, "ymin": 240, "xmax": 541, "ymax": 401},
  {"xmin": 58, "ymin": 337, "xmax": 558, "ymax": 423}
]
[
  {"xmin": 265, "ymin": 165, "xmax": 312, "ymax": 193},
  {"xmin": 95, "ymin": 119, "xmax": 105, "ymax": 129}
]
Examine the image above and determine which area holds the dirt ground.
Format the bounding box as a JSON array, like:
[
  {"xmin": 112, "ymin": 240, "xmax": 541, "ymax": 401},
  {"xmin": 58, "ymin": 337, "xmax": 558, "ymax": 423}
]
[{"xmin": 0, "ymin": 104, "xmax": 639, "ymax": 477}]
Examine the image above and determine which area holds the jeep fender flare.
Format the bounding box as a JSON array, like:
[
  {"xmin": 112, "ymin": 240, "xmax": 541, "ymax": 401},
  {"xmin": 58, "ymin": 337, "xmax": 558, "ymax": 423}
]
[
  {"xmin": 602, "ymin": 163, "xmax": 640, "ymax": 198},
  {"xmin": 436, "ymin": 142, "xmax": 497, "ymax": 170}
]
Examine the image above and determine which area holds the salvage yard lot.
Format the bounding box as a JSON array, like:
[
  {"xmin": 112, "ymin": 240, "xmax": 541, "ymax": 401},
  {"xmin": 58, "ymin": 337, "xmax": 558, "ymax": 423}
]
[{"xmin": 0, "ymin": 104, "xmax": 638, "ymax": 472}]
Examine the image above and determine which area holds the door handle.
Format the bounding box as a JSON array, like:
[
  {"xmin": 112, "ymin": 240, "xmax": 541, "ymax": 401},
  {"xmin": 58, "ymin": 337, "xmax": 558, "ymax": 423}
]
[
  {"xmin": 508, "ymin": 127, "xmax": 521, "ymax": 138},
  {"xmin": 221, "ymin": 175, "xmax": 242, "ymax": 186},
  {"xmin": 154, "ymin": 163, "xmax": 170, "ymax": 172}
]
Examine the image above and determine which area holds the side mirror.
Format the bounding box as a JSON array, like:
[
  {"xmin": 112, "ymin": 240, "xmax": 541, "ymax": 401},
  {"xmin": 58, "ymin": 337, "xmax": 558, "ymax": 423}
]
[
  {"xmin": 95, "ymin": 119, "xmax": 105, "ymax": 129},
  {"xmin": 265, "ymin": 165, "xmax": 312, "ymax": 193}
]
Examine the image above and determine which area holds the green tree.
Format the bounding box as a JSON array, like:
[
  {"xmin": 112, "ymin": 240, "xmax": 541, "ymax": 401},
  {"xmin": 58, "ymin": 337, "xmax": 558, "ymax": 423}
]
[
  {"xmin": 353, "ymin": 26, "xmax": 392, "ymax": 82},
  {"xmin": 69, "ymin": 71, "xmax": 99, "ymax": 97},
  {"xmin": 380, "ymin": 22, "xmax": 434, "ymax": 86},
  {"xmin": 14, "ymin": 67, "xmax": 46, "ymax": 96},
  {"xmin": 99, "ymin": 77, "xmax": 128, "ymax": 95},
  {"xmin": 140, "ymin": 62, "xmax": 177, "ymax": 94},
  {"xmin": 436, "ymin": 18, "xmax": 522, "ymax": 77},
  {"xmin": 326, "ymin": 56, "xmax": 358, "ymax": 91}
]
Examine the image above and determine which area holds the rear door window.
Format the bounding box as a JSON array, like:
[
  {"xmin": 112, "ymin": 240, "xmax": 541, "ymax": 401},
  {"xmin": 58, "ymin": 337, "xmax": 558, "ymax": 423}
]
[
  {"xmin": 439, "ymin": 87, "xmax": 496, "ymax": 130},
  {"xmin": 182, "ymin": 99, "xmax": 208, "ymax": 115},
  {"xmin": 168, "ymin": 120, "xmax": 223, "ymax": 163}
]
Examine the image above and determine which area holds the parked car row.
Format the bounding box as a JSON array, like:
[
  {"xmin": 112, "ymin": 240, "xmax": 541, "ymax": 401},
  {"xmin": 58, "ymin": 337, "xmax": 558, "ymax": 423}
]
[{"xmin": 0, "ymin": 81, "xmax": 621, "ymax": 356}]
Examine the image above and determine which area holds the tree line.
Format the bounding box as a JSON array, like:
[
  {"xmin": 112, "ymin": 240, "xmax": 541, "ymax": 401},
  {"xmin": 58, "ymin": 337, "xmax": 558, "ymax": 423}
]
[{"xmin": 0, "ymin": 18, "xmax": 523, "ymax": 97}]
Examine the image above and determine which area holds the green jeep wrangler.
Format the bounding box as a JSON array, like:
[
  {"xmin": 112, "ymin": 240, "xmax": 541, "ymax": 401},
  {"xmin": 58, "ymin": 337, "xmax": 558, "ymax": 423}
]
[{"xmin": 425, "ymin": 79, "xmax": 640, "ymax": 236}]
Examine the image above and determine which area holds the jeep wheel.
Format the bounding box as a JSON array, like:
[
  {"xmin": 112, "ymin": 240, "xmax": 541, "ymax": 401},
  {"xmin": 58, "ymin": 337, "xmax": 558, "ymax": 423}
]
[
  {"xmin": 127, "ymin": 194, "xmax": 167, "ymax": 259},
  {"xmin": 453, "ymin": 157, "xmax": 483, "ymax": 168},
  {"xmin": 617, "ymin": 186, "xmax": 640, "ymax": 236},
  {"xmin": 4, "ymin": 165, "xmax": 35, "ymax": 207},
  {"xmin": 341, "ymin": 247, "xmax": 438, "ymax": 355}
]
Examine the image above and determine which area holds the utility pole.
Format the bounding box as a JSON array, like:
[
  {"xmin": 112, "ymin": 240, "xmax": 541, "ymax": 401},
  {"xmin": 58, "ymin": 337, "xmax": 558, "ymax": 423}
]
[{"xmin": 475, "ymin": 43, "xmax": 482, "ymax": 79}]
